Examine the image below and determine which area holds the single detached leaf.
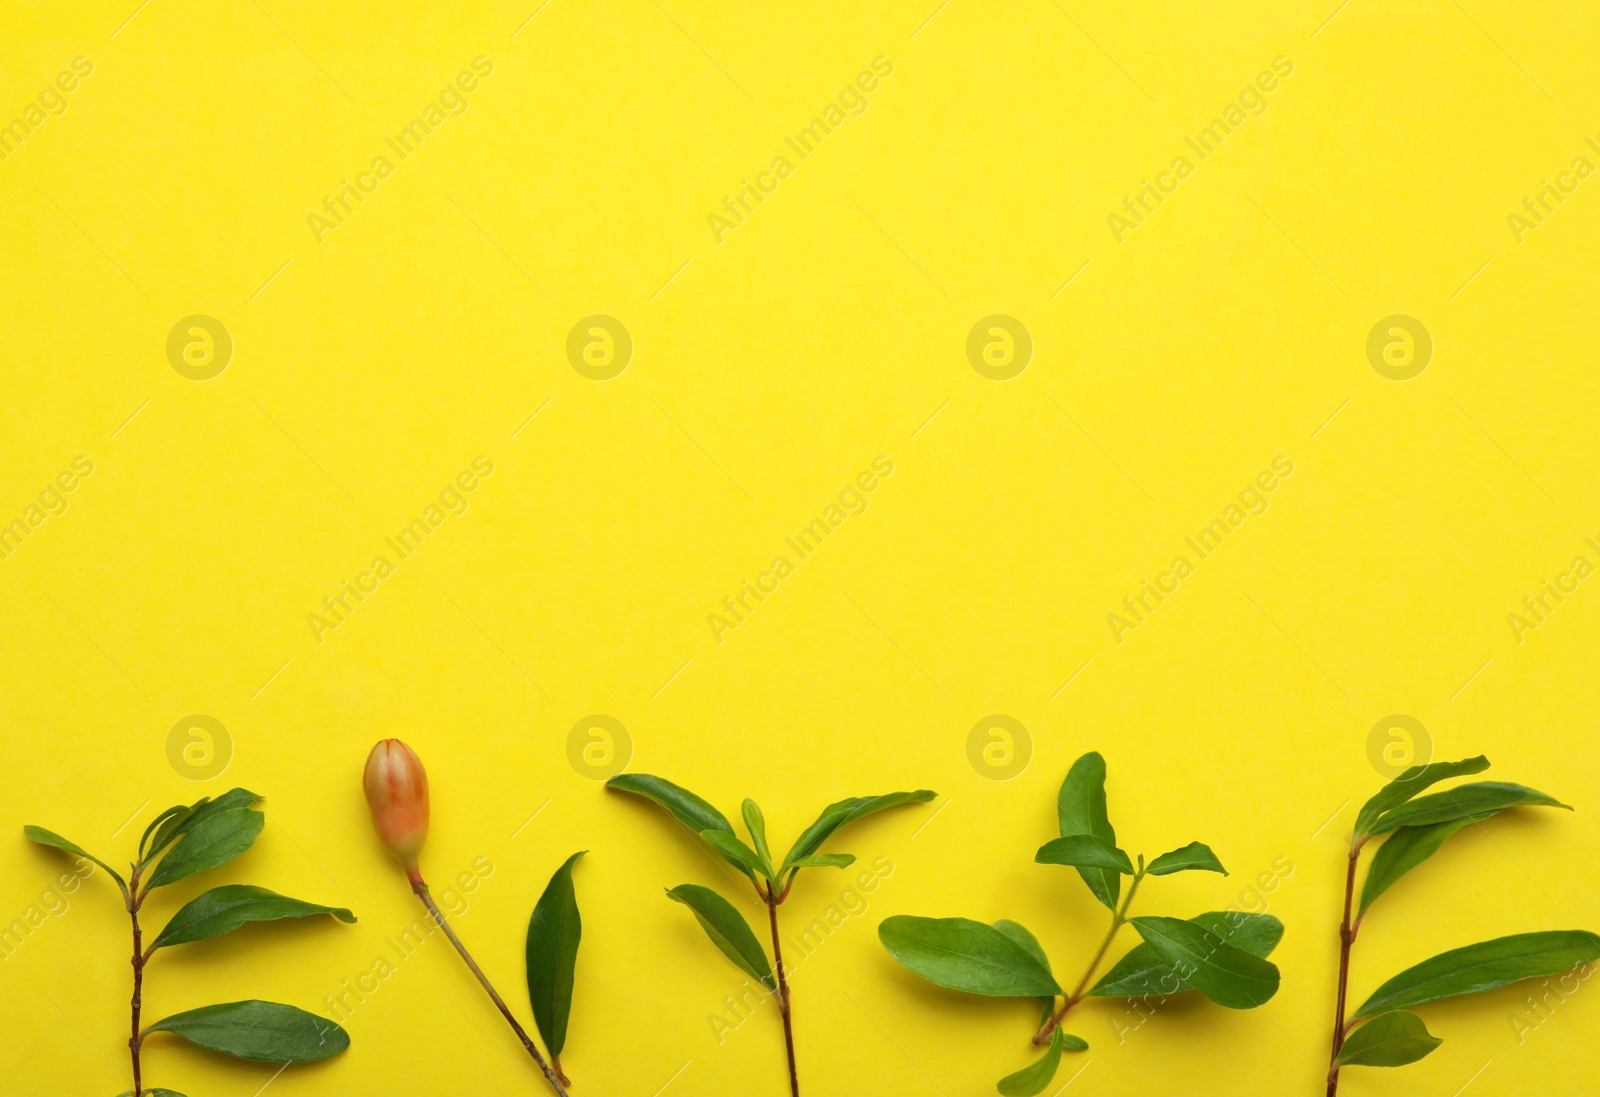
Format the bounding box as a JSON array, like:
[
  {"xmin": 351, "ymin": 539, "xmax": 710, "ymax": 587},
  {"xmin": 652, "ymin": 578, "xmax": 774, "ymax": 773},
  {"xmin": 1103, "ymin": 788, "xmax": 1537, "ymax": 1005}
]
[
  {"xmin": 145, "ymin": 807, "xmax": 264, "ymax": 890},
  {"xmin": 1357, "ymin": 815, "xmax": 1495, "ymax": 916},
  {"xmin": 138, "ymin": 805, "xmax": 190, "ymax": 861},
  {"xmin": 781, "ymin": 790, "xmax": 935, "ymax": 873},
  {"xmin": 742, "ymin": 799, "xmax": 772, "ymax": 870},
  {"xmin": 145, "ymin": 1000, "xmax": 349, "ymax": 1062},
  {"xmin": 526, "ymin": 851, "xmax": 585, "ymax": 1059},
  {"xmin": 1354, "ymin": 930, "xmax": 1600, "ymax": 1020},
  {"xmin": 700, "ymin": 830, "xmax": 767, "ymax": 880},
  {"xmin": 1354, "ymin": 756, "xmax": 1490, "ymax": 841},
  {"xmin": 23, "ymin": 825, "xmax": 126, "ymax": 891},
  {"xmin": 1146, "ymin": 842, "xmax": 1227, "ymax": 877},
  {"xmin": 1367, "ymin": 782, "xmax": 1569, "ymax": 837},
  {"xmin": 997, "ymin": 1028, "xmax": 1065, "ymax": 1097},
  {"xmin": 1056, "ymin": 752, "xmax": 1119, "ymax": 910},
  {"xmin": 149, "ymin": 885, "xmax": 354, "ymax": 952},
  {"xmin": 1335, "ymin": 1010, "xmax": 1441, "ymax": 1068},
  {"xmin": 1128, "ymin": 916, "xmax": 1280, "ymax": 1009},
  {"xmin": 878, "ymin": 916, "xmax": 1061, "ymax": 997},
  {"xmin": 991, "ymin": 919, "xmax": 1053, "ymax": 978},
  {"xmin": 1034, "ymin": 835, "xmax": 1133, "ymax": 875},
  {"xmin": 1091, "ymin": 912, "xmax": 1283, "ymax": 997},
  {"xmin": 665, "ymin": 884, "xmax": 774, "ymax": 990},
  {"xmin": 605, "ymin": 773, "xmax": 738, "ymax": 837},
  {"xmin": 787, "ymin": 853, "xmax": 856, "ymax": 870}
]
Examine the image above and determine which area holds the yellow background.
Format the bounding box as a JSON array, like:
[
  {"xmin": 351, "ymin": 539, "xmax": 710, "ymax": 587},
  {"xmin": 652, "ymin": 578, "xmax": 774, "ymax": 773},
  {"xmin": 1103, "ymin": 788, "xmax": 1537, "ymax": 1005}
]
[{"xmin": 3, "ymin": 0, "xmax": 1599, "ymax": 1094}]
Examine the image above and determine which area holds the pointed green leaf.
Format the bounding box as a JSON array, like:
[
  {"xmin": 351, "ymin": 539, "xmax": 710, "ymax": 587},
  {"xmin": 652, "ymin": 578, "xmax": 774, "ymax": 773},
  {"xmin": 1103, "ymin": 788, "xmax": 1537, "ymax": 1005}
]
[
  {"xmin": 1367, "ymin": 782, "xmax": 1568, "ymax": 837},
  {"xmin": 604, "ymin": 773, "xmax": 738, "ymax": 836},
  {"xmin": 997, "ymin": 1028, "xmax": 1065, "ymax": 1097},
  {"xmin": 138, "ymin": 806, "xmax": 190, "ymax": 861},
  {"xmin": 23, "ymin": 825, "xmax": 126, "ymax": 892},
  {"xmin": 665, "ymin": 884, "xmax": 773, "ymax": 990},
  {"xmin": 1335, "ymin": 1010, "xmax": 1441, "ymax": 1068},
  {"xmin": 878, "ymin": 916, "xmax": 1061, "ymax": 997},
  {"xmin": 144, "ymin": 1000, "xmax": 349, "ymax": 1062},
  {"xmin": 1354, "ymin": 756, "xmax": 1490, "ymax": 841},
  {"xmin": 148, "ymin": 885, "xmax": 354, "ymax": 952},
  {"xmin": 742, "ymin": 799, "xmax": 772, "ymax": 870},
  {"xmin": 1146, "ymin": 842, "xmax": 1227, "ymax": 877},
  {"xmin": 1056, "ymin": 752, "xmax": 1119, "ymax": 910},
  {"xmin": 1091, "ymin": 912, "xmax": 1283, "ymax": 997},
  {"xmin": 1128, "ymin": 916, "xmax": 1280, "ymax": 1008},
  {"xmin": 991, "ymin": 919, "xmax": 1053, "ymax": 978},
  {"xmin": 787, "ymin": 853, "xmax": 856, "ymax": 870},
  {"xmin": 1354, "ymin": 931, "xmax": 1600, "ymax": 1020},
  {"xmin": 526, "ymin": 851, "xmax": 585, "ymax": 1059},
  {"xmin": 700, "ymin": 830, "xmax": 768, "ymax": 881},
  {"xmin": 144, "ymin": 803, "xmax": 205, "ymax": 864},
  {"xmin": 145, "ymin": 807, "xmax": 264, "ymax": 890},
  {"xmin": 1357, "ymin": 815, "xmax": 1494, "ymax": 916},
  {"xmin": 164, "ymin": 788, "xmax": 262, "ymax": 844},
  {"xmin": 780, "ymin": 790, "xmax": 935, "ymax": 873},
  {"xmin": 1034, "ymin": 835, "xmax": 1133, "ymax": 875}
]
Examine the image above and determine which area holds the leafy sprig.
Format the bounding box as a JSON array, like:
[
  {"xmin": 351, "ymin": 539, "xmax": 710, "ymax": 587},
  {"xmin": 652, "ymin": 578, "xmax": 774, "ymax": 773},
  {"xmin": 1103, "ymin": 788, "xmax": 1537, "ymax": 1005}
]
[
  {"xmin": 1326, "ymin": 757, "xmax": 1599, "ymax": 1091},
  {"xmin": 607, "ymin": 772, "xmax": 935, "ymax": 1097},
  {"xmin": 880, "ymin": 752, "xmax": 1283, "ymax": 1096},
  {"xmin": 25, "ymin": 789, "xmax": 353, "ymax": 1096}
]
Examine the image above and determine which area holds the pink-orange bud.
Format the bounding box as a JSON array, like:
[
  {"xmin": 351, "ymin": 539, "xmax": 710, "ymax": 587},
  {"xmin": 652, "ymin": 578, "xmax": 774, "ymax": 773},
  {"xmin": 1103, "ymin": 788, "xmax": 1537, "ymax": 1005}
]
[{"xmin": 364, "ymin": 738, "xmax": 429, "ymax": 874}]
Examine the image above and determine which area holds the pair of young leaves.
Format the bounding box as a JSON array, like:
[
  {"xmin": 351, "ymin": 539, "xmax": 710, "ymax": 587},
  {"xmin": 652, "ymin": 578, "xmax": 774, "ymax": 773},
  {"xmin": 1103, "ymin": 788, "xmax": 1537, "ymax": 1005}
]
[
  {"xmin": 1333, "ymin": 756, "xmax": 1600, "ymax": 1073},
  {"xmin": 24, "ymin": 788, "xmax": 354, "ymax": 1088},
  {"xmin": 605, "ymin": 773, "xmax": 934, "ymax": 990},
  {"xmin": 879, "ymin": 752, "xmax": 1284, "ymax": 1097}
]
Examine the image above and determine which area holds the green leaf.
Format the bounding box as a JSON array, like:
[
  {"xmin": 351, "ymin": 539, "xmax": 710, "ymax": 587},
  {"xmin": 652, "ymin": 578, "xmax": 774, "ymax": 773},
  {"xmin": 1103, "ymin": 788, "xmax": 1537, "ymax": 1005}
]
[
  {"xmin": 665, "ymin": 884, "xmax": 774, "ymax": 990},
  {"xmin": 1354, "ymin": 756, "xmax": 1490, "ymax": 841},
  {"xmin": 148, "ymin": 885, "xmax": 354, "ymax": 952},
  {"xmin": 1354, "ymin": 930, "xmax": 1600, "ymax": 1020},
  {"xmin": 145, "ymin": 807, "xmax": 264, "ymax": 890},
  {"xmin": 1090, "ymin": 912, "xmax": 1283, "ymax": 997},
  {"xmin": 1357, "ymin": 815, "xmax": 1494, "ymax": 916},
  {"xmin": 700, "ymin": 830, "xmax": 768, "ymax": 881},
  {"xmin": 1335, "ymin": 1010, "xmax": 1441, "ymax": 1068},
  {"xmin": 780, "ymin": 790, "xmax": 936, "ymax": 874},
  {"xmin": 138, "ymin": 805, "xmax": 190, "ymax": 861},
  {"xmin": 991, "ymin": 919, "xmax": 1053, "ymax": 978},
  {"xmin": 997, "ymin": 1028, "xmax": 1065, "ymax": 1097},
  {"xmin": 787, "ymin": 853, "xmax": 856, "ymax": 870},
  {"xmin": 604, "ymin": 773, "xmax": 737, "ymax": 837},
  {"xmin": 1034, "ymin": 835, "xmax": 1133, "ymax": 875},
  {"xmin": 526, "ymin": 851, "xmax": 585, "ymax": 1060},
  {"xmin": 144, "ymin": 1000, "xmax": 349, "ymax": 1062},
  {"xmin": 878, "ymin": 916, "xmax": 1061, "ymax": 997},
  {"xmin": 1128, "ymin": 916, "xmax": 1280, "ymax": 1008},
  {"xmin": 1367, "ymin": 782, "xmax": 1569, "ymax": 837},
  {"xmin": 23, "ymin": 825, "xmax": 127, "ymax": 892},
  {"xmin": 1146, "ymin": 842, "xmax": 1227, "ymax": 877},
  {"xmin": 1056, "ymin": 752, "xmax": 1119, "ymax": 910},
  {"xmin": 742, "ymin": 799, "xmax": 772, "ymax": 871},
  {"xmin": 164, "ymin": 788, "xmax": 262, "ymax": 845}
]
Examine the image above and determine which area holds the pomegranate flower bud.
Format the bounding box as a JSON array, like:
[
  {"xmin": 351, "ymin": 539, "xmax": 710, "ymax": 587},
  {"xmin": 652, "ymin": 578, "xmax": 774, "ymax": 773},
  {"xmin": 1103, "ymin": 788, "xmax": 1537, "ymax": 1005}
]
[{"xmin": 364, "ymin": 739, "xmax": 429, "ymax": 876}]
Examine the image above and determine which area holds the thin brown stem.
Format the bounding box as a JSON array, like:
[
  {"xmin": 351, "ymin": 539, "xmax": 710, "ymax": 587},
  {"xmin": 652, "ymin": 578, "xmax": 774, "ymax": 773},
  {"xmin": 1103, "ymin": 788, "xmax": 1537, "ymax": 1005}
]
[
  {"xmin": 127, "ymin": 865, "xmax": 144, "ymax": 1097},
  {"xmin": 765, "ymin": 892, "xmax": 800, "ymax": 1097},
  {"xmin": 1035, "ymin": 870, "xmax": 1144, "ymax": 1045},
  {"xmin": 1326, "ymin": 846, "xmax": 1361, "ymax": 1097},
  {"xmin": 411, "ymin": 875, "xmax": 570, "ymax": 1096}
]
